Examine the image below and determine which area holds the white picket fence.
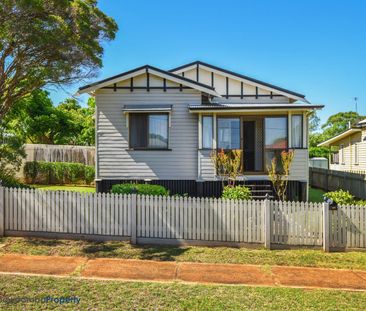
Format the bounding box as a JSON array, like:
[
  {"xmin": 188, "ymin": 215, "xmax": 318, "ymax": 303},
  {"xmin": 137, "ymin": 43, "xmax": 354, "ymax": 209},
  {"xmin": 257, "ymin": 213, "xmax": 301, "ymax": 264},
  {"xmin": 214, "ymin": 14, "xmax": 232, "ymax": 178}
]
[{"xmin": 0, "ymin": 186, "xmax": 366, "ymax": 250}]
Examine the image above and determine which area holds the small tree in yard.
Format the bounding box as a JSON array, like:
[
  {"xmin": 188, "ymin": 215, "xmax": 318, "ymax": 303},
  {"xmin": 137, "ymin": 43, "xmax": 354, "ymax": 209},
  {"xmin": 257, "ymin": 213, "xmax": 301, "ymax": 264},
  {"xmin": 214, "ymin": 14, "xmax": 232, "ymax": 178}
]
[
  {"xmin": 267, "ymin": 150, "xmax": 294, "ymax": 201},
  {"xmin": 211, "ymin": 149, "xmax": 242, "ymax": 187}
]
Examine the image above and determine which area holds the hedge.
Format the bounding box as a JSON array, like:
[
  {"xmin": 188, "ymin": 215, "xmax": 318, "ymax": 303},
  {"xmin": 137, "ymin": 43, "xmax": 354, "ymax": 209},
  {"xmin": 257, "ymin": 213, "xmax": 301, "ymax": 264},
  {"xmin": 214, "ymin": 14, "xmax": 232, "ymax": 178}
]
[
  {"xmin": 111, "ymin": 183, "xmax": 169, "ymax": 196},
  {"xmin": 24, "ymin": 161, "xmax": 95, "ymax": 185}
]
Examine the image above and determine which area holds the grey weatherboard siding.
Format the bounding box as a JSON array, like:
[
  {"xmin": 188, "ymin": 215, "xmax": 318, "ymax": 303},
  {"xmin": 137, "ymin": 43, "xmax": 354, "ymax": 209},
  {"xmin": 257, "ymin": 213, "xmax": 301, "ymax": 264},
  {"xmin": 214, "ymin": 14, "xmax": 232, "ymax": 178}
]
[{"xmin": 95, "ymin": 89, "xmax": 201, "ymax": 180}]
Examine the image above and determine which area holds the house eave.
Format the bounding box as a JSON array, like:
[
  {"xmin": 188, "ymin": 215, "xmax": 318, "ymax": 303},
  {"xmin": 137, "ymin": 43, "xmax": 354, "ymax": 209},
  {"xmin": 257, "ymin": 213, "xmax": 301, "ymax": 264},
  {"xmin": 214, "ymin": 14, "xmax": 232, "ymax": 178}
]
[
  {"xmin": 170, "ymin": 61, "xmax": 306, "ymax": 101},
  {"xmin": 77, "ymin": 65, "xmax": 221, "ymax": 97},
  {"xmin": 188, "ymin": 104, "xmax": 324, "ymax": 113},
  {"xmin": 318, "ymin": 128, "xmax": 362, "ymax": 147}
]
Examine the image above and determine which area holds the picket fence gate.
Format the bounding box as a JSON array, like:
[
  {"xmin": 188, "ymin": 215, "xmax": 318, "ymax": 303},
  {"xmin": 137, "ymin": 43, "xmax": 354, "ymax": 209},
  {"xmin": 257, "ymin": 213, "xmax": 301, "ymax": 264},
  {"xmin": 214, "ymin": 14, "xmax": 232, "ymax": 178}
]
[{"xmin": 0, "ymin": 187, "xmax": 365, "ymax": 251}]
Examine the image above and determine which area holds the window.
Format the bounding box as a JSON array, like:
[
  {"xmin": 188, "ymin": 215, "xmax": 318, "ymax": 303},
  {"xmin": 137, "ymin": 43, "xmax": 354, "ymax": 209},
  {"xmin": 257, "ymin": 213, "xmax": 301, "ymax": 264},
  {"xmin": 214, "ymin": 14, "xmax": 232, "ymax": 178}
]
[
  {"xmin": 265, "ymin": 117, "xmax": 288, "ymax": 149},
  {"xmin": 202, "ymin": 116, "xmax": 213, "ymax": 149},
  {"xmin": 217, "ymin": 118, "xmax": 240, "ymax": 149},
  {"xmin": 340, "ymin": 144, "xmax": 344, "ymax": 164},
  {"xmin": 291, "ymin": 115, "xmax": 303, "ymax": 148},
  {"xmin": 264, "ymin": 117, "xmax": 288, "ymax": 171},
  {"xmin": 354, "ymin": 143, "xmax": 359, "ymax": 165},
  {"xmin": 129, "ymin": 113, "xmax": 168, "ymax": 149}
]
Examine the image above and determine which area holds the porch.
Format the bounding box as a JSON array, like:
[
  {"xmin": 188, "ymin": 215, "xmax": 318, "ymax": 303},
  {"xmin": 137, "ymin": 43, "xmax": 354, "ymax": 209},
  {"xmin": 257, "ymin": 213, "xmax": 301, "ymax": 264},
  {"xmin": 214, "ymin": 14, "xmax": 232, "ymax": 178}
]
[{"xmin": 197, "ymin": 110, "xmax": 308, "ymax": 175}]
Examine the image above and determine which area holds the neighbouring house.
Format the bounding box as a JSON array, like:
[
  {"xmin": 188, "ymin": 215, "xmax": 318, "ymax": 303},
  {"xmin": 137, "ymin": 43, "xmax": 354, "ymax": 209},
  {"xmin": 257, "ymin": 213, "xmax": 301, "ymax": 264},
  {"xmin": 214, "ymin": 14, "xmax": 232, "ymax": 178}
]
[
  {"xmin": 318, "ymin": 119, "xmax": 366, "ymax": 173},
  {"xmin": 78, "ymin": 61, "xmax": 323, "ymax": 200}
]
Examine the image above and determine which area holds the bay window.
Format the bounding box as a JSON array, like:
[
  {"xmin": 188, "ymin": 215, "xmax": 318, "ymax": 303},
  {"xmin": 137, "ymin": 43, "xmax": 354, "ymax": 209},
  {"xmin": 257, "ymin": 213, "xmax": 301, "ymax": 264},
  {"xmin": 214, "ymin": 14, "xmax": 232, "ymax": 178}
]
[
  {"xmin": 291, "ymin": 114, "xmax": 303, "ymax": 148},
  {"xmin": 202, "ymin": 116, "xmax": 213, "ymax": 149},
  {"xmin": 217, "ymin": 118, "xmax": 240, "ymax": 150},
  {"xmin": 129, "ymin": 113, "xmax": 169, "ymax": 149}
]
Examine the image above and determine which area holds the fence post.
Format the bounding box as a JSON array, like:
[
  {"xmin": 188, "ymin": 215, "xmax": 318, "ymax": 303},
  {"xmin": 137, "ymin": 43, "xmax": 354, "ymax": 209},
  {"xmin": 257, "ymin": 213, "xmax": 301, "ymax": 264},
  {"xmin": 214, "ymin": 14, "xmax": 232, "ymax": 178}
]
[
  {"xmin": 263, "ymin": 198, "xmax": 271, "ymax": 249},
  {"xmin": 323, "ymin": 202, "xmax": 330, "ymax": 252},
  {"xmin": 130, "ymin": 193, "xmax": 137, "ymax": 244},
  {"xmin": 0, "ymin": 186, "xmax": 4, "ymax": 237}
]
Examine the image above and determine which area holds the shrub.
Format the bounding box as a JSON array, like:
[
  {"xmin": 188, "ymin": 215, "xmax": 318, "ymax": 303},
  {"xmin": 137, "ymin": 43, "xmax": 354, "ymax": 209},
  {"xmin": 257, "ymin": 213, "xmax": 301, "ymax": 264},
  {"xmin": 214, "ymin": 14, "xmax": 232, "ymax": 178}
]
[
  {"xmin": 23, "ymin": 161, "xmax": 95, "ymax": 185},
  {"xmin": 222, "ymin": 185, "xmax": 252, "ymax": 200},
  {"xmin": 0, "ymin": 173, "xmax": 30, "ymax": 189},
  {"xmin": 324, "ymin": 190, "xmax": 355, "ymax": 206},
  {"xmin": 324, "ymin": 190, "xmax": 366, "ymax": 206},
  {"xmin": 111, "ymin": 183, "xmax": 169, "ymax": 196}
]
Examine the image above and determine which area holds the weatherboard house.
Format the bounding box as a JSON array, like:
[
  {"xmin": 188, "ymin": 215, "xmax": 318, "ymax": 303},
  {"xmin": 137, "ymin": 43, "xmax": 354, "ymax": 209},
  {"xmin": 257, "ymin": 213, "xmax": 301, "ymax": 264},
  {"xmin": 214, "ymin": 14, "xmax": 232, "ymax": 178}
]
[
  {"xmin": 318, "ymin": 119, "xmax": 366, "ymax": 173},
  {"xmin": 78, "ymin": 61, "xmax": 323, "ymax": 200}
]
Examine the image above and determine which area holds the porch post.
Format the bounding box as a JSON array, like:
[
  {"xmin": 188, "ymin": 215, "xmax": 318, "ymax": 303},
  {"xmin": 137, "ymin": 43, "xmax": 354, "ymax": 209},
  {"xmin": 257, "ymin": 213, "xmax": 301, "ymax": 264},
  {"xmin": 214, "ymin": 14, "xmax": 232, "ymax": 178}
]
[
  {"xmin": 288, "ymin": 111, "xmax": 292, "ymax": 148},
  {"xmin": 213, "ymin": 113, "xmax": 217, "ymax": 149}
]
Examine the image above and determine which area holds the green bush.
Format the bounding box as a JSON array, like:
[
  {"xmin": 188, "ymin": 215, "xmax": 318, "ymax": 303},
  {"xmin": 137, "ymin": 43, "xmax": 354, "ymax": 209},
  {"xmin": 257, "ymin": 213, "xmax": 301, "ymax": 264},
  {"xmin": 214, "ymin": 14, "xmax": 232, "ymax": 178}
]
[
  {"xmin": 111, "ymin": 183, "xmax": 169, "ymax": 196},
  {"xmin": 324, "ymin": 190, "xmax": 366, "ymax": 206},
  {"xmin": 324, "ymin": 190, "xmax": 355, "ymax": 206},
  {"xmin": 0, "ymin": 173, "xmax": 30, "ymax": 189},
  {"xmin": 23, "ymin": 161, "xmax": 95, "ymax": 185},
  {"xmin": 222, "ymin": 185, "xmax": 252, "ymax": 200}
]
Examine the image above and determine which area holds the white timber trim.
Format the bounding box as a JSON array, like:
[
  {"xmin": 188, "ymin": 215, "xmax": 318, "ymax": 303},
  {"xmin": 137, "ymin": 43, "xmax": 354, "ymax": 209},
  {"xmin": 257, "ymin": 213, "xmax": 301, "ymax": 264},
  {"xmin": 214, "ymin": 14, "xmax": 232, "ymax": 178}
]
[
  {"xmin": 78, "ymin": 68, "xmax": 146, "ymax": 94},
  {"xmin": 198, "ymin": 114, "xmax": 202, "ymax": 149},
  {"xmin": 213, "ymin": 113, "xmax": 217, "ymax": 149},
  {"xmin": 174, "ymin": 63, "xmax": 305, "ymax": 102},
  {"xmin": 288, "ymin": 111, "xmax": 292, "ymax": 148},
  {"xmin": 303, "ymin": 111, "xmax": 307, "ymax": 148}
]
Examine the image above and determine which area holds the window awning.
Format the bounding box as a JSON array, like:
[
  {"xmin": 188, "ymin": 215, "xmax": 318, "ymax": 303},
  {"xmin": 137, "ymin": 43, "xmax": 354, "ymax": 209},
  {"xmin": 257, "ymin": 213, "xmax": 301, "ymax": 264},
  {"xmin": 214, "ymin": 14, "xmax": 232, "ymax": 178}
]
[{"xmin": 123, "ymin": 104, "xmax": 172, "ymax": 113}]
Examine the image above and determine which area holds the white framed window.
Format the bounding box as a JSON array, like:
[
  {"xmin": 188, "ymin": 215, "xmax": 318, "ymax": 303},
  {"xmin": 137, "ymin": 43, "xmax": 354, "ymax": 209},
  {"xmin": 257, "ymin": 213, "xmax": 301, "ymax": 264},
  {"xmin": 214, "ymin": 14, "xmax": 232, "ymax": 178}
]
[
  {"xmin": 217, "ymin": 117, "xmax": 240, "ymax": 149},
  {"xmin": 129, "ymin": 113, "xmax": 169, "ymax": 149},
  {"xmin": 202, "ymin": 115, "xmax": 213, "ymax": 149},
  {"xmin": 291, "ymin": 114, "xmax": 303, "ymax": 148}
]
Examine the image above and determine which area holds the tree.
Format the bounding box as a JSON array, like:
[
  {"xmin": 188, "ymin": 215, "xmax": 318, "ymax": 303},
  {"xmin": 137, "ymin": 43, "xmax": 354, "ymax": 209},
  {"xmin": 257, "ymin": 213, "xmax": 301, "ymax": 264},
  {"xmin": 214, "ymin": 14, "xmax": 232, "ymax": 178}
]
[
  {"xmin": 211, "ymin": 149, "xmax": 242, "ymax": 187},
  {"xmin": 7, "ymin": 89, "xmax": 95, "ymax": 145},
  {"xmin": 0, "ymin": 125, "xmax": 25, "ymax": 177},
  {"xmin": 309, "ymin": 111, "xmax": 320, "ymax": 133},
  {"xmin": 267, "ymin": 150, "xmax": 294, "ymax": 201},
  {"xmin": 0, "ymin": 0, "xmax": 118, "ymax": 119},
  {"xmin": 321, "ymin": 111, "xmax": 364, "ymax": 140}
]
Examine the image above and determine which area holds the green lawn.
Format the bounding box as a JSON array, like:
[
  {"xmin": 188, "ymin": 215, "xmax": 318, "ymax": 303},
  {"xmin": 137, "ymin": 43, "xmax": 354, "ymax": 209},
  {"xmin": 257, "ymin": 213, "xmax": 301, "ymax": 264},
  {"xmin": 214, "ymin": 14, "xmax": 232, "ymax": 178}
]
[
  {"xmin": 0, "ymin": 275, "xmax": 365, "ymax": 310},
  {"xmin": 31, "ymin": 185, "xmax": 95, "ymax": 193},
  {"xmin": 2, "ymin": 237, "xmax": 366, "ymax": 271},
  {"xmin": 309, "ymin": 187, "xmax": 325, "ymax": 203}
]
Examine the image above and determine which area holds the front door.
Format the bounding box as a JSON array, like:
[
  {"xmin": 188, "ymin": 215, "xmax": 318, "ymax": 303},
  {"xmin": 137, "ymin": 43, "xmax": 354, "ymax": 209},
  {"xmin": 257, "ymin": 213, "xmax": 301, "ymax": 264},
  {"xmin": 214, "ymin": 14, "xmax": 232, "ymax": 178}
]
[{"xmin": 243, "ymin": 121, "xmax": 256, "ymax": 171}]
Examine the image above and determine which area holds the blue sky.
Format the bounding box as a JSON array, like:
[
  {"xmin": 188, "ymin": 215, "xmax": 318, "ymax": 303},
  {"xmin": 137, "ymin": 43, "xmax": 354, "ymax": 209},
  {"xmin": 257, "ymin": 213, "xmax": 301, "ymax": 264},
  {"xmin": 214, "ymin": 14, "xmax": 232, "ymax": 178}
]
[{"xmin": 50, "ymin": 0, "xmax": 366, "ymax": 125}]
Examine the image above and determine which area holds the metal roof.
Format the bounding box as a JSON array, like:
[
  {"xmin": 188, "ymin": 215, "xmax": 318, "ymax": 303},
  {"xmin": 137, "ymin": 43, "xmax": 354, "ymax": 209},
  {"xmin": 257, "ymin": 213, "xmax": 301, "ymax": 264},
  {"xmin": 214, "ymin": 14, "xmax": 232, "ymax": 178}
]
[
  {"xmin": 188, "ymin": 103, "xmax": 324, "ymax": 111},
  {"xmin": 318, "ymin": 128, "xmax": 362, "ymax": 147}
]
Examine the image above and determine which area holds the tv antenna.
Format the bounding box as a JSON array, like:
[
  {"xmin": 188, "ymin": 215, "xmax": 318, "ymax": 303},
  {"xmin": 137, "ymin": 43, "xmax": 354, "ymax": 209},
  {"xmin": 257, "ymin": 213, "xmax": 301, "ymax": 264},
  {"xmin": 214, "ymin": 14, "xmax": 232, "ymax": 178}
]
[{"xmin": 354, "ymin": 97, "xmax": 358, "ymax": 113}]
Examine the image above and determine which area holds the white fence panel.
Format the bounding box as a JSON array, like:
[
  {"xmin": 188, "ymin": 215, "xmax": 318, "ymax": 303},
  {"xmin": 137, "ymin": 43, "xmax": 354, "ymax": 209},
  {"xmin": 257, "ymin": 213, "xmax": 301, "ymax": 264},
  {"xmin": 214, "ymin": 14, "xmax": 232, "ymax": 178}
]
[
  {"xmin": 271, "ymin": 201, "xmax": 323, "ymax": 246},
  {"xmin": 330, "ymin": 205, "xmax": 366, "ymax": 249},
  {"xmin": 136, "ymin": 196, "xmax": 264, "ymax": 243},
  {"xmin": 4, "ymin": 188, "xmax": 131, "ymax": 237},
  {"xmin": 2, "ymin": 187, "xmax": 366, "ymax": 250}
]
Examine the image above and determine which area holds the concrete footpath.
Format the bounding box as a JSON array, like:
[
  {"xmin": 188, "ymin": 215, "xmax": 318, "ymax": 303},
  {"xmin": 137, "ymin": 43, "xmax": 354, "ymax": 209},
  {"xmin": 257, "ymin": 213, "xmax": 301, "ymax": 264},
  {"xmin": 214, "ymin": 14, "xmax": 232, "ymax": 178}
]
[{"xmin": 1, "ymin": 254, "xmax": 366, "ymax": 291}]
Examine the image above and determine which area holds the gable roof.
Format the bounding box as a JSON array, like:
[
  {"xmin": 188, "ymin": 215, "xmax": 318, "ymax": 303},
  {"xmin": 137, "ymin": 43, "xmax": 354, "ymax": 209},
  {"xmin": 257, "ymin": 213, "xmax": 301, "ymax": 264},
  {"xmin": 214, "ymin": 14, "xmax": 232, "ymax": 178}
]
[
  {"xmin": 318, "ymin": 128, "xmax": 362, "ymax": 147},
  {"xmin": 170, "ymin": 61, "xmax": 305, "ymax": 100},
  {"xmin": 78, "ymin": 65, "xmax": 220, "ymax": 97},
  {"xmin": 318, "ymin": 119, "xmax": 366, "ymax": 147}
]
